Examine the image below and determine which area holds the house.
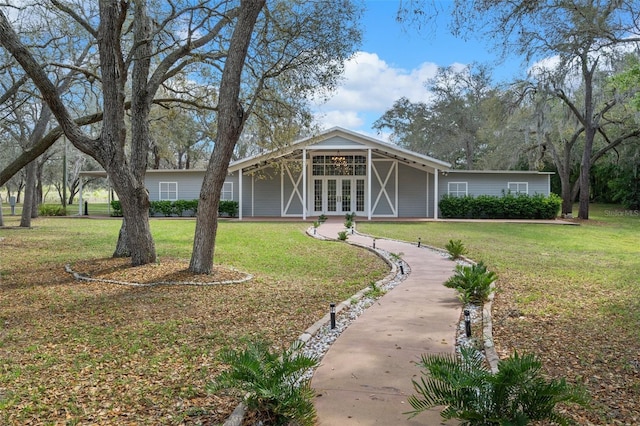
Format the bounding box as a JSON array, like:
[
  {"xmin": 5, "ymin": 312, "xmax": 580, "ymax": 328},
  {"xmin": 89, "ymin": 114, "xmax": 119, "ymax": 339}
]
[{"xmin": 79, "ymin": 127, "xmax": 552, "ymax": 219}]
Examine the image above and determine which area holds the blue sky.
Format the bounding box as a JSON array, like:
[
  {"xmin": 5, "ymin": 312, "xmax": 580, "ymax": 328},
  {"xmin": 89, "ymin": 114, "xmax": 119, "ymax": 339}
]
[{"xmin": 312, "ymin": 1, "xmax": 527, "ymax": 140}]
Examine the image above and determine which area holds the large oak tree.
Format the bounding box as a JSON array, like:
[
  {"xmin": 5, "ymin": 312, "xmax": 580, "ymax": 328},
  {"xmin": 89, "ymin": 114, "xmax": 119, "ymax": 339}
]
[{"xmin": 0, "ymin": 0, "xmax": 361, "ymax": 269}]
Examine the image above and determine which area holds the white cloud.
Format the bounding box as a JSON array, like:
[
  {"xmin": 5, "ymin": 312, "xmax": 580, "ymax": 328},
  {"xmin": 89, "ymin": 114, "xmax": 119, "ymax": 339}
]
[{"xmin": 312, "ymin": 51, "xmax": 440, "ymax": 135}]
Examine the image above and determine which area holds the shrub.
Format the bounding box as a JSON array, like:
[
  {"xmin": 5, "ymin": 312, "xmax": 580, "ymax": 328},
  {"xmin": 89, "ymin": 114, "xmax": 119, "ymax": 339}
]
[
  {"xmin": 318, "ymin": 214, "xmax": 328, "ymax": 223},
  {"xmin": 337, "ymin": 230, "xmax": 348, "ymax": 241},
  {"xmin": 208, "ymin": 339, "xmax": 318, "ymax": 426},
  {"xmin": 38, "ymin": 204, "xmax": 67, "ymax": 216},
  {"xmin": 345, "ymin": 219, "xmax": 353, "ymax": 229},
  {"xmin": 150, "ymin": 200, "xmax": 174, "ymax": 217},
  {"xmin": 219, "ymin": 200, "xmax": 239, "ymax": 217},
  {"xmin": 444, "ymin": 239, "xmax": 467, "ymax": 259},
  {"xmin": 110, "ymin": 200, "xmax": 123, "ymax": 216},
  {"xmin": 345, "ymin": 212, "xmax": 356, "ymax": 221},
  {"xmin": 172, "ymin": 199, "xmax": 192, "ymax": 217},
  {"xmin": 439, "ymin": 193, "xmax": 561, "ymax": 220},
  {"xmin": 407, "ymin": 347, "xmax": 587, "ymax": 424},
  {"xmin": 444, "ymin": 261, "xmax": 496, "ymax": 304}
]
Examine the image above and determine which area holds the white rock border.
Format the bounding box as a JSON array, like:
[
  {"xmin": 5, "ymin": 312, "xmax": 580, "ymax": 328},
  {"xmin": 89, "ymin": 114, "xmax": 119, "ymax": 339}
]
[{"xmin": 64, "ymin": 263, "xmax": 253, "ymax": 287}]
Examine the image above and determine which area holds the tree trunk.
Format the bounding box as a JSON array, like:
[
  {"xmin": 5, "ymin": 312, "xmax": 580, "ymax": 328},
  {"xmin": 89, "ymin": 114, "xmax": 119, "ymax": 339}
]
[
  {"xmin": 578, "ymin": 62, "xmax": 596, "ymax": 220},
  {"xmin": 189, "ymin": 0, "xmax": 265, "ymax": 274},
  {"xmin": 108, "ymin": 170, "xmax": 156, "ymax": 265},
  {"xmin": 113, "ymin": 218, "xmax": 131, "ymax": 258},
  {"xmin": 20, "ymin": 161, "xmax": 36, "ymax": 227},
  {"xmin": 578, "ymin": 128, "xmax": 595, "ymax": 219}
]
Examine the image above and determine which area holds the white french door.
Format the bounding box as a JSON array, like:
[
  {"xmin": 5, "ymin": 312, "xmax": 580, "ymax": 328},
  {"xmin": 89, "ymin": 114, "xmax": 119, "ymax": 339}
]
[{"xmin": 313, "ymin": 177, "xmax": 365, "ymax": 215}]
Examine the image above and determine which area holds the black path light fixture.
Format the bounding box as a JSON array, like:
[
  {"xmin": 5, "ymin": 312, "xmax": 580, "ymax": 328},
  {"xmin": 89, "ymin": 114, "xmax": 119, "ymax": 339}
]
[
  {"xmin": 330, "ymin": 303, "xmax": 336, "ymax": 329},
  {"xmin": 399, "ymin": 261, "xmax": 405, "ymax": 275},
  {"xmin": 372, "ymin": 238, "xmax": 376, "ymax": 249},
  {"xmin": 464, "ymin": 309, "xmax": 472, "ymax": 337},
  {"xmin": 417, "ymin": 237, "xmax": 421, "ymax": 248}
]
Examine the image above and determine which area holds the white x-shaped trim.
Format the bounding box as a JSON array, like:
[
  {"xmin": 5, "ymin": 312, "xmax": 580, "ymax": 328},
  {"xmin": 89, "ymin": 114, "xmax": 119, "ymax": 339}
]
[
  {"xmin": 283, "ymin": 163, "xmax": 304, "ymax": 215},
  {"xmin": 371, "ymin": 160, "xmax": 396, "ymax": 215}
]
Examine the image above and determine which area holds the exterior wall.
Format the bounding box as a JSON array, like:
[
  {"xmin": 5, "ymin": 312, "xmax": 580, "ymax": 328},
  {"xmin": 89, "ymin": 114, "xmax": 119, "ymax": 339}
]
[
  {"xmin": 225, "ymin": 172, "xmax": 240, "ymax": 200},
  {"xmin": 437, "ymin": 172, "xmax": 550, "ymax": 199},
  {"xmin": 145, "ymin": 171, "xmax": 205, "ymax": 201},
  {"xmin": 240, "ymin": 171, "xmax": 253, "ymax": 217},
  {"xmin": 248, "ymin": 166, "xmax": 281, "ymax": 216},
  {"xmin": 141, "ymin": 157, "xmax": 550, "ymax": 220},
  {"xmin": 397, "ymin": 163, "xmax": 428, "ymax": 217},
  {"xmin": 312, "ymin": 135, "xmax": 365, "ymax": 147}
]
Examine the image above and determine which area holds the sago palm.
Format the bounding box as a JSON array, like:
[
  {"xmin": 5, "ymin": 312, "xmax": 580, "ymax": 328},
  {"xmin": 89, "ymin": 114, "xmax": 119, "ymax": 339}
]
[
  {"xmin": 406, "ymin": 347, "xmax": 587, "ymax": 425},
  {"xmin": 208, "ymin": 339, "xmax": 319, "ymax": 426}
]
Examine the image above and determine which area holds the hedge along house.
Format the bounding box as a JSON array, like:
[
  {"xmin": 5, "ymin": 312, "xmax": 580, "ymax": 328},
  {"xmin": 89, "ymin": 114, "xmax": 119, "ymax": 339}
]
[{"xmin": 78, "ymin": 127, "xmax": 552, "ymax": 219}]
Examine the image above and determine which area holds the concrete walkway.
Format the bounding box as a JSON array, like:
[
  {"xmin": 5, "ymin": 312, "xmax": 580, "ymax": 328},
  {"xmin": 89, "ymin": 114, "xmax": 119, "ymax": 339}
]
[{"xmin": 310, "ymin": 219, "xmax": 460, "ymax": 425}]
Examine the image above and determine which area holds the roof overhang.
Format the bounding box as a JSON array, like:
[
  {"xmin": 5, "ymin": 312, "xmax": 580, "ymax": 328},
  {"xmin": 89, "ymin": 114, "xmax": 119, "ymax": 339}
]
[{"xmin": 228, "ymin": 127, "xmax": 451, "ymax": 174}]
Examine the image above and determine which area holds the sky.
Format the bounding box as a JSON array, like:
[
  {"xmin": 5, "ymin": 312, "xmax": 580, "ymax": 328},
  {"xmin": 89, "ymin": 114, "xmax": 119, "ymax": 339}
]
[{"xmin": 312, "ymin": 0, "xmax": 528, "ymax": 140}]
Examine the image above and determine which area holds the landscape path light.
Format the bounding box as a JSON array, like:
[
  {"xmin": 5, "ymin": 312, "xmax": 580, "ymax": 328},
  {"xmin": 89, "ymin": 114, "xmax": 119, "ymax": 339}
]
[{"xmin": 330, "ymin": 303, "xmax": 336, "ymax": 329}]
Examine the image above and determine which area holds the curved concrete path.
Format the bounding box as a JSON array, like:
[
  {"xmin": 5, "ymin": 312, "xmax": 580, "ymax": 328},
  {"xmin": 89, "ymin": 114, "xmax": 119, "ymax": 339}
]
[{"xmin": 311, "ymin": 219, "xmax": 460, "ymax": 425}]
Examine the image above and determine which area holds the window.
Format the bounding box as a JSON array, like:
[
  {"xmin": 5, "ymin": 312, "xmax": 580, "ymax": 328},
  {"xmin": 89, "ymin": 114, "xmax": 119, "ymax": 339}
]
[
  {"xmin": 311, "ymin": 155, "xmax": 367, "ymax": 176},
  {"xmin": 507, "ymin": 182, "xmax": 528, "ymax": 194},
  {"xmin": 448, "ymin": 182, "xmax": 468, "ymax": 197},
  {"xmin": 221, "ymin": 182, "xmax": 233, "ymax": 201},
  {"xmin": 159, "ymin": 182, "xmax": 178, "ymax": 201}
]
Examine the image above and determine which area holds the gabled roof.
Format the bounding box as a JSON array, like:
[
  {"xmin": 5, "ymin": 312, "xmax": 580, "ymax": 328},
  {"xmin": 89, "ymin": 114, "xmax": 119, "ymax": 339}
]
[{"xmin": 228, "ymin": 126, "xmax": 451, "ymax": 173}]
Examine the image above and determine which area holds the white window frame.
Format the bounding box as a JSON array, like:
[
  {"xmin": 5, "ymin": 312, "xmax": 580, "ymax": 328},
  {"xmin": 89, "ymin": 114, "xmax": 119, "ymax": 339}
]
[
  {"xmin": 507, "ymin": 182, "xmax": 528, "ymax": 194},
  {"xmin": 221, "ymin": 182, "xmax": 233, "ymax": 201},
  {"xmin": 159, "ymin": 181, "xmax": 178, "ymax": 201},
  {"xmin": 447, "ymin": 182, "xmax": 468, "ymax": 197}
]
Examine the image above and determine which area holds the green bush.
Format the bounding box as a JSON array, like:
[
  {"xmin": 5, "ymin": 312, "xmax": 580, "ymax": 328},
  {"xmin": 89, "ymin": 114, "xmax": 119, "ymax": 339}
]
[
  {"xmin": 219, "ymin": 200, "xmax": 239, "ymax": 217},
  {"xmin": 337, "ymin": 230, "xmax": 348, "ymax": 241},
  {"xmin": 110, "ymin": 200, "xmax": 123, "ymax": 216},
  {"xmin": 172, "ymin": 199, "xmax": 192, "ymax": 217},
  {"xmin": 439, "ymin": 193, "xmax": 561, "ymax": 219},
  {"xmin": 444, "ymin": 239, "xmax": 467, "ymax": 259},
  {"xmin": 407, "ymin": 347, "xmax": 587, "ymax": 425},
  {"xmin": 444, "ymin": 261, "xmax": 496, "ymax": 304},
  {"xmin": 150, "ymin": 200, "xmax": 174, "ymax": 217},
  {"xmin": 38, "ymin": 204, "xmax": 67, "ymax": 216},
  {"xmin": 208, "ymin": 339, "xmax": 318, "ymax": 426}
]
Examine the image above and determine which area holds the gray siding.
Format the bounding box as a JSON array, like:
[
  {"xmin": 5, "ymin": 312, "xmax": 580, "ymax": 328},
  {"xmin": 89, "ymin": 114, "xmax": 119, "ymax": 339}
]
[
  {"xmin": 250, "ymin": 166, "xmax": 281, "ymax": 216},
  {"xmin": 225, "ymin": 172, "xmax": 240, "ymax": 200},
  {"xmin": 312, "ymin": 135, "xmax": 365, "ymax": 147},
  {"xmin": 397, "ymin": 163, "xmax": 428, "ymax": 217},
  {"xmin": 145, "ymin": 171, "xmax": 205, "ymax": 201},
  {"xmin": 438, "ymin": 172, "xmax": 550, "ymax": 199},
  {"xmin": 240, "ymin": 172, "xmax": 253, "ymax": 217}
]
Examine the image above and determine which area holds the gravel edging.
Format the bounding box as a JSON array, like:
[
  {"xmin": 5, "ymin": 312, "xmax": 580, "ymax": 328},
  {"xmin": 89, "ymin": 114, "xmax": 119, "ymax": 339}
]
[
  {"xmin": 349, "ymin": 229, "xmax": 500, "ymax": 373},
  {"xmin": 222, "ymin": 225, "xmax": 408, "ymax": 426}
]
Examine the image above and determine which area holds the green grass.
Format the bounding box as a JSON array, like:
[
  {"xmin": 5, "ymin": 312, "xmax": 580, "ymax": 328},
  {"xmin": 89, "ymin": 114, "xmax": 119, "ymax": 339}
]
[
  {"xmin": 2, "ymin": 205, "xmax": 639, "ymax": 423},
  {"xmin": 358, "ymin": 204, "xmax": 640, "ymax": 424},
  {"xmin": 0, "ymin": 216, "xmax": 388, "ymax": 425}
]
